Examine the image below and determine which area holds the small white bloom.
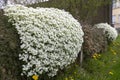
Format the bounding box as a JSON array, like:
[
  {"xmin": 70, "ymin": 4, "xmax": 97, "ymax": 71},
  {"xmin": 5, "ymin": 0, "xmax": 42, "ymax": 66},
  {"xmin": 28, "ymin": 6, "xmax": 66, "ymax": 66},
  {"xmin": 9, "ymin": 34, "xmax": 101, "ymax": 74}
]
[{"xmin": 94, "ymin": 23, "xmax": 118, "ymax": 41}]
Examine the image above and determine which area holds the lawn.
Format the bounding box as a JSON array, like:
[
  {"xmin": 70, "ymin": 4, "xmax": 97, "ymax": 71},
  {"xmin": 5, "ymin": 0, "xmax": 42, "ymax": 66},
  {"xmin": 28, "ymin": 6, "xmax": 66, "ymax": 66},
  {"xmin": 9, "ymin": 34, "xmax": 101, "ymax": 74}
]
[{"xmin": 48, "ymin": 35, "xmax": 120, "ymax": 80}]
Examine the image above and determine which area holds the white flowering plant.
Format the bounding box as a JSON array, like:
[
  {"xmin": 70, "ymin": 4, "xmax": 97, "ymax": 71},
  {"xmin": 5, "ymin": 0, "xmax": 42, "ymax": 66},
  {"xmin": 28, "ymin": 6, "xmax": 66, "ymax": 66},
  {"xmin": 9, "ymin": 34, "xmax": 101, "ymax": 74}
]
[
  {"xmin": 94, "ymin": 23, "xmax": 118, "ymax": 42},
  {"xmin": 4, "ymin": 5, "xmax": 84, "ymax": 77}
]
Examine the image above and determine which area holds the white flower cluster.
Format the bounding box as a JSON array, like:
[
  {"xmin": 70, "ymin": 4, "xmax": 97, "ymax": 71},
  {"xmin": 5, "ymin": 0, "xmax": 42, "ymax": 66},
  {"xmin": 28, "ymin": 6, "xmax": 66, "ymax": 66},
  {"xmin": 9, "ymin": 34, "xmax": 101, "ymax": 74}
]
[
  {"xmin": 4, "ymin": 5, "xmax": 84, "ymax": 77},
  {"xmin": 94, "ymin": 23, "xmax": 118, "ymax": 41}
]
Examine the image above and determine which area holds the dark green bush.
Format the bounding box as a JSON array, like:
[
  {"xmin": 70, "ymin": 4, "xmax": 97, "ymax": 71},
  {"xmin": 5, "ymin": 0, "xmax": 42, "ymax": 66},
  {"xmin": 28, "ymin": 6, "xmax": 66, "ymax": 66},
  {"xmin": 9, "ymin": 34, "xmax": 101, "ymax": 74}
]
[{"xmin": 0, "ymin": 10, "xmax": 29, "ymax": 80}]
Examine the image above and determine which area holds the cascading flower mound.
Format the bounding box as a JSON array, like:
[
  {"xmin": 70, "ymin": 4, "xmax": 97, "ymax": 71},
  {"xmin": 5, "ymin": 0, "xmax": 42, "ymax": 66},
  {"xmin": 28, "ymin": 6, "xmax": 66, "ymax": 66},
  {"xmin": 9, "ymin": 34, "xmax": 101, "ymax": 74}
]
[
  {"xmin": 4, "ymin": 5, "xmax": 84, "ymax": 77},
  {"xmin": 94, "ymin": 23, "xmax": 118, "ymax": 41}
]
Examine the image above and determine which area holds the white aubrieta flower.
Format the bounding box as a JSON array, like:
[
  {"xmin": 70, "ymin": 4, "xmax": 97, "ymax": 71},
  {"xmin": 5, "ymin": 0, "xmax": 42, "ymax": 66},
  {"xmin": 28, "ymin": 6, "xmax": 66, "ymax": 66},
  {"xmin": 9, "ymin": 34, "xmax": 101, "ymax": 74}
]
[
  {"xmin": 94, "ymin": 23, "xmax": 118, "ymax": 41},
  {"xmin": 4, "ymin": 4, "xmax": 84, "ymax": 77}
]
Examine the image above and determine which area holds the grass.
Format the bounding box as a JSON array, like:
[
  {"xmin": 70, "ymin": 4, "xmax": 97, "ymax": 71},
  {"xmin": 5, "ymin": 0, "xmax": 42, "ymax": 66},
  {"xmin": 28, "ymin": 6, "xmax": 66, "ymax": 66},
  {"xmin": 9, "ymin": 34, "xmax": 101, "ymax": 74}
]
[{"xmin": 44, "ymin": 35, "xmax": 120, "ymax": 80}]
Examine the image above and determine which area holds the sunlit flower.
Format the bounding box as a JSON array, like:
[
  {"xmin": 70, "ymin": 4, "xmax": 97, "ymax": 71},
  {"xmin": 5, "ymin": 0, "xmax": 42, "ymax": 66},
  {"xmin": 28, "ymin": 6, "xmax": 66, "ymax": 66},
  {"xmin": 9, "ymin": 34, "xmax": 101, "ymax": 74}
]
[
  {"xmin": 112, "ymin": 42, "xmax": 115, "ymax": 46},
  {"xmin": 109, "ymin": 71, "xmax": 113, "ymax": 75},
  {"xmin": 92, "ymin": 55, "xmax": 97, "ymax": 60},
  {"xmin": 32, "ymin": 75, "xmax": 39, "ymax": 80},
  {"xmin": 98, "ymin": 54, "xmax": 101, "ymax": 57},
  {"xmin": 69, "ymin": 76, "xmax": 74, "ymax": 80},
  {"xmin": 92, "ymin": 53, "xmax": 101, "ymax": 59},
  {"xmin": 94, "ymin": 23, "xmax": 118, "ymax": 41},
  {"xmin": 113, "ymin": 52, "xmax": 117, "ymax": 55},
  {"xmin": 113, "ymin": 60, "xmax": 116, "ymax": 63},
  {"xmin": 110, "ymin": 49, "xmax": 117, "ymax": 55},
  {"xmin": 64, "ymin": 77, "xmax": 68, "ymax": 80}
]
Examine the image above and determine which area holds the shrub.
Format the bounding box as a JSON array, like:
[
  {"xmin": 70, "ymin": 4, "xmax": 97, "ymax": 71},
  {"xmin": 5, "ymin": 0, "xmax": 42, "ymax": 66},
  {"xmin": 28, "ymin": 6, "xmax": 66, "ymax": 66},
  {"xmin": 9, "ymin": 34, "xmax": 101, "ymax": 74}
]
[
  {"xmin": 116, "ymin": 28, "xmax": 120, "ymax": 34},
  {"xmin": 82, "ymin": 23, "xmax": 107, "ymax": 56},
  {"xmin": 4, "ymin": 5, "xmax": 84, "ymax": 77},
  {"xmin": 0, "ymin": 9, "xmax": 23, "ymax": 80},
  {"xmin": 94, "ymin": 23, "xmax": 118, "ymax": 42}
]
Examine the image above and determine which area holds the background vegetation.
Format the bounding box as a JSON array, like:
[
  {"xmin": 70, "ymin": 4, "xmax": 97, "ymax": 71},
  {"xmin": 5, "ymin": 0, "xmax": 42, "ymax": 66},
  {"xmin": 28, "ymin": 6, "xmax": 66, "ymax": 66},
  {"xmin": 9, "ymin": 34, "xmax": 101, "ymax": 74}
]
[{"xmin": 30, "ymin": 0, "xmax": 111, "ymax": 24}]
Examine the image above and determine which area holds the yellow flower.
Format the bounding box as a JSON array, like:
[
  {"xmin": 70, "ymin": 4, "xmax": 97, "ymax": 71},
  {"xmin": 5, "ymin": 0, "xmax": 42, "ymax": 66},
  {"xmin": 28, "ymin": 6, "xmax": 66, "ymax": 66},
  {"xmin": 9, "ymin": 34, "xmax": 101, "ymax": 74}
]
[
  {"xmin": 93, "ymin": 55, "xmax": 97, "ymax": 60},
  {"xmin": 92, "ymin": 53, "xmax": 101, "ymax": 59},
  {"xmin": 94, "ymin": 53, "xmax": 97, "ymax": 56},
  {"xmin": 112, "ymin": 50, "xmax": 117, "ymax": 55},
  {"xmin": 32, "ymin": 75, "xmax": 39, "ymax": 80},
  {"xmin": 98, "ymin": 54, "xmax": 101, "ymax": 57},
  {"xmin": 110, "ymin": 49, "xmax": 117, "ymax": 55},
  {"xmin": 74, "ymin": 72, "xmax": 77, "ymax": 74},
  {"xmin": 113, "ymin": 60, "xmax": 116, "ymax": 63},
  {"xmin": 109, "ymin": 71, "xmax": 113, "ymax": 75},
  {"xmin": 69, "ymin": 76, "xmax": 74, "ymax": 80},
  {"xmin": 112, "ymin": 42, "xmax": 116, "ymax": 46},
  {"xmin": 65, "ymin": 77, "xmax": 69, "ymax": 80}
]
